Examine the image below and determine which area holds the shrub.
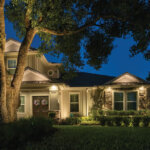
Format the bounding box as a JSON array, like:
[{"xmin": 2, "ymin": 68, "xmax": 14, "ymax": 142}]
[
  {"xmin": 59, "ymin": 115, "xmax": 150, "ymax": 127},
  {"xmin": 60, "ymin": 117, "xmax": 81, "ymax": 125},
  {"xmin": 0, "ymin": 117, "xmax": 56, "ymax": 150},
  {"xmin": 91, "ymin": 110, "xmax": 150, "ymax": 117},
  {"xmin": 95, "ymin": 116, "xmax": 150, "ymax": 127},
  {"xmin": 48, "ymin": 111, "xmax": 56, "ymax": 119}
]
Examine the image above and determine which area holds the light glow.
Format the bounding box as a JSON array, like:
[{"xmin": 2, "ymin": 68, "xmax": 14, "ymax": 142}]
[
  {"xmin": 106, "ymin": 87, "xmax": 112, "ymax": 92},
  {"xmin": 139, "ymin": 86, "xmax": 144, "ymax": 91},
  {"xmin": 49, "ymin": 85, "xmax": 58, "ymax": 91}
]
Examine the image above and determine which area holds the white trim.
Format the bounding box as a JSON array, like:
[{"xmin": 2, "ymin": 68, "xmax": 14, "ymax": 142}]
[
  {"xmin": 7, "ymin": 58, "xmax": 17, "ymax": 69},
  {"xmin": 69, "ymin": 92, "xmax": 80, "ymax": 113},
  {"xmin": 30, "ymin": 94, "xmax": 50, "ymax": 116},
  {"xmin": 17, "ymin": 95, "xmax": 26, "ymax": 114}
]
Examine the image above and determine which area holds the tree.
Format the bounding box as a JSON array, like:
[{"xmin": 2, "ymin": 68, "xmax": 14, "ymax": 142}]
[{"xmin": 0, "ymin": 0, "xmax": 148, "ymax": 122}]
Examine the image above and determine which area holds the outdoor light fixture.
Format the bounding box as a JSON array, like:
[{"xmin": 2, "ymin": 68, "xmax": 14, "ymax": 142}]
[
  {"xmin": 107, "ymin": 87, "xmax": 112, "ymax": 92},
  {"xmin": 49, "ymin": 85, "xmax": 58, "ymax": 91},
  {"xmin": 139, "ymin": 86, "xmax": 144, "ymax": 91}
]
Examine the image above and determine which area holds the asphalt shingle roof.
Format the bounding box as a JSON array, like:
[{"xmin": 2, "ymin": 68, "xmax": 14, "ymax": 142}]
[{"xmin": 65, "ymin": 72, "xmax": 115, "ymax": 87}]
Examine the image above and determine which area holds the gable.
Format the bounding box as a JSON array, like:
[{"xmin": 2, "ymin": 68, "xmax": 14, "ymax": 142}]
[
  {"xmin": 113, "ymin": 74, "xmax": 140, "ymax": 83},
  {"xmin": 5, "ymin": 39, "xmax": 37, "ymax": 53},
  {"xmin": 104, "ymin": 72, "xmax": 147, "ymax": 85},
  {"xmin": 5, "ymin": 40, "xmax": 21, "ymax": 52},
  {"xmin": 23, "ymin": 68, "xmax": 50, "ymax": 82}
]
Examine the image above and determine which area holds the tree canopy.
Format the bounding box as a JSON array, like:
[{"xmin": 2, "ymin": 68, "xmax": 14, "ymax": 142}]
[{"xmin": 6, "ymin": 0, "xmax": 149, "ymax": 71}]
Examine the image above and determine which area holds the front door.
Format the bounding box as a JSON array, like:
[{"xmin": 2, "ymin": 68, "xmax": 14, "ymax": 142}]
[{"xmin": 32, "ymin": 96, "xmax": 49, "ymax": 117}]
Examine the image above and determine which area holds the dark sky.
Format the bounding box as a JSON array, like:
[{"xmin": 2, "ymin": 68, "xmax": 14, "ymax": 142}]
[{"xmin": 5, "ymin": 17, "xmax": 150, "ymax": 80}]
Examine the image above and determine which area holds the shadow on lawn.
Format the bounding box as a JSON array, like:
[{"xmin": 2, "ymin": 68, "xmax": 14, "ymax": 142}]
[{"xmin": 0, "ymin": 117, "xmax": 57, "ymax": 150}]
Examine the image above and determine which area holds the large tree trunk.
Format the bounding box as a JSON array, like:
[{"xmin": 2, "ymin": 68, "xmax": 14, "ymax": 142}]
[
  {"xmin": 5, "ymin": 28, "xmax": 36, "ymax": 122},
  {"xmin": 0, "ymin": 0, "xmax": 36, "ymax": 123},
  {"xmin": 0, "ymin": 0, "xmax": 9, "ymax": 123}
]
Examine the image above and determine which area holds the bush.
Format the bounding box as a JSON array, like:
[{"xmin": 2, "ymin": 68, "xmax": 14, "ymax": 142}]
[
  {"xmin": 95, "ymin": 116, "xmax": 150, "ymax": 127},
  {"xmin": 48, "ymin": 111, "xmax": 56, "ymax": 119},
  {"xmin": 0, "ymin": 117, "xmax": 56, "ymax": 150},
  {"xmin": 60, "ymin": 117, "xmax": 81, "ymax": 125},
  {"xmin": 91, "ymin": 109, "xmax": 150, "ymax": 117},
  {"xmin": 59, "ymin": 115, "xmax": 150, "ymax": 127}
]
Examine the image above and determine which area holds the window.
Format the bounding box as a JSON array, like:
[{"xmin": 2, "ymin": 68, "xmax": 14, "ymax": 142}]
[
  {"xmin": 127, "ymin": 92, "xmax": 137, "ymax": 110},
  {"xmin": 114, "ymin": 92, "xmax": 123, "ymax": 110},
  {"xmin": 18, "ymin": 96, "xmax": 25, "ymax": 113},
  {"xmin": 114, "ymin": 91, "xmax": 137, "ymax": 110},
  {"xmin": 70, "ymin": 94, "xmax": 79, "ymax": 112},
  {"xmin": 48, "ymin": 69, "xmax": 54, "ymax": 77},
  {"xmin": 7, "ymin": 59, "xmax": 17, "ymax": 69}
]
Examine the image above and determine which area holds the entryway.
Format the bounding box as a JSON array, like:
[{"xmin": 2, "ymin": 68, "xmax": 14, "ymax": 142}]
[{"xmin": 32, "ymin": 96, "xmax": 49, "ymax": 117}]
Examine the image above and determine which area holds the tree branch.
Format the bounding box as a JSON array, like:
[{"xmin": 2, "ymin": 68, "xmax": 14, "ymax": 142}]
[
  {"xmin": 37, "ymin": 14, "xmax": 127, "ymax": 36},
  {"xmin": 37, "ymin": 18, "xmax": 101, "ymax": 36},
  {"xmin": 12, "ymin": 28, "xmax": 37, "ymax": 89}
]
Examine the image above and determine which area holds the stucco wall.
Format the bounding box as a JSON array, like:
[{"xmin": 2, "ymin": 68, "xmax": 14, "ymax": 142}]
[{"xmin": 60, "ymin": 88, "xmax": 87, "ymax": 119}]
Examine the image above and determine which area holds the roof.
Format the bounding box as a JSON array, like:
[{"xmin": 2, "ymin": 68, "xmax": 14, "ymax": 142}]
[
  {"xmin": 65, "ymin": 72, "xmax": 115, "ymax": 87},
  {"xmin": 105, "ymin": 72, "xmax": 147, "ymax": 85},
  {"xmin": 22, "ymin": 67, "xmax": 51, "ymax": 84},
  {"xmin": 6, "ymin": 38, "xmax": 37, "ymax": 51}
]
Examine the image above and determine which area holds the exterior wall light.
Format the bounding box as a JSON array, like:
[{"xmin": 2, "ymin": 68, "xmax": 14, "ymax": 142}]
[
  {"xmin": 139, "ymin": 86, "xmax": 145, "ymax": 96},
  {"xmin": 106, "ymin": 87, "xmax": 112, "ymax": 92},
  {"xmin": 139, "ymin": 86, "xmax": 144, "ymax": 91},
  {"xmin": 49, "ymin": 85, "xmax": 58, "ymax": 91}
]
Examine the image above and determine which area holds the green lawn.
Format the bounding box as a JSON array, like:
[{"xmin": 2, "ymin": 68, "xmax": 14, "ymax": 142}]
[{"xmin": 26, "ymin": 125, "xmax": 150, "ymax": 150}]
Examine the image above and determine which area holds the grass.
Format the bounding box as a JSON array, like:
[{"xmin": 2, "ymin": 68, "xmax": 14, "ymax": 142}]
[{"xmin": 26, "ymin": 125, "xmax": 150, "ymax": 150}]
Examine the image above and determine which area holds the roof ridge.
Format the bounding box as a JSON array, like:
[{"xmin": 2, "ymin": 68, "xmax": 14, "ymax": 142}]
[{"xmin": 76, "ymin": 71, "xmax": 115, "ymax": 78}]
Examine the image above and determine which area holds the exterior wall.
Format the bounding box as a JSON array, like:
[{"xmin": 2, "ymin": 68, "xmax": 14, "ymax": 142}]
[
  {"xmin": 26, "ymin": 55, "xmax": 59, "ymax": 78},
  {"xmin": 104, "ymin": 89, "xmax": 113, "ymax": 110},
  {"xmin": 87, "ymin": 86, "xmax": 150, "ymax": 112},
  {"xmin": 5, "ymin": 54, "xmax": 59, "ymax": 79},
  {"xmin": 17, "ymin": 85, "xmax": 150, "ymax": 119},
  {"xmin": 60, "ymin": 88, "xmax": 87, "ymax": 119}
]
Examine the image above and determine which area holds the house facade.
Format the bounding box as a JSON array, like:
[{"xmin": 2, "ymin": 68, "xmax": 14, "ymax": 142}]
[{"xmin": 3, "ymin": 39, "xmax": 150, "ymax": 119}]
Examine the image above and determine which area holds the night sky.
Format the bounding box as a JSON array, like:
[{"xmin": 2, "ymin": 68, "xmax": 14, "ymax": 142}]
[{"xmin": 5, "ymin": 18, "xmax": 150, "ymax": 80}]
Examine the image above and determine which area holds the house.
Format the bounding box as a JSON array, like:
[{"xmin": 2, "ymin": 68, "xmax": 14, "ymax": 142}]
[{"xmin": 3, "ymin": 39, "xmax": 150, "ymax": 119}]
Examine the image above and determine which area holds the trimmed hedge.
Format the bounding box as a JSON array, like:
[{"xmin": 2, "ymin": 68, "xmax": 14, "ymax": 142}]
[
  {"xmin": 91, "ymin": 110, "xmax": 150, "ymax": 117},
  {"xmin": 60, "ymin": 116, "xmax": 150, "ymax": 127}
]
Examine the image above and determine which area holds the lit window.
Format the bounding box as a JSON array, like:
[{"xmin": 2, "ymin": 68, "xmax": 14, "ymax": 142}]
[
  {"xmin": 114, "ymin": 92, "xmax": 123, "ymax": 110},
  {"xmin": 18, "ymin": 96, "xmax": 25, "ymax": 113},
  {"xmin": 127, "ymin": 92, "xmax": 137, "ymax": 110},
  {"xmin": 70, "ymin": 94, "xmax": 79, "ymax": 112},
  {"xmin": 8, "ymin": 59, "xmax": 17, "ymax": 69}
]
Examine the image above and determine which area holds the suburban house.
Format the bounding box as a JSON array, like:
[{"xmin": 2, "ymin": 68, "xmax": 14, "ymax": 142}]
[{"xmin": 3, "ymin": 39, "xmax": 150, "ymax": 119}]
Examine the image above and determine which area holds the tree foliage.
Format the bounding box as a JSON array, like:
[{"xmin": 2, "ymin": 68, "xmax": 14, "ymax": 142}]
[{"xmin": 5, "ymin": 0, "xmax": 148, "ymax": 71}]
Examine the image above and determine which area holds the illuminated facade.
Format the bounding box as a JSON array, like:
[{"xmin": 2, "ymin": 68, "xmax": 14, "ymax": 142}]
[{"xmin": 3, "ymin": 39, "xmax": 150, "ymax": 119}]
